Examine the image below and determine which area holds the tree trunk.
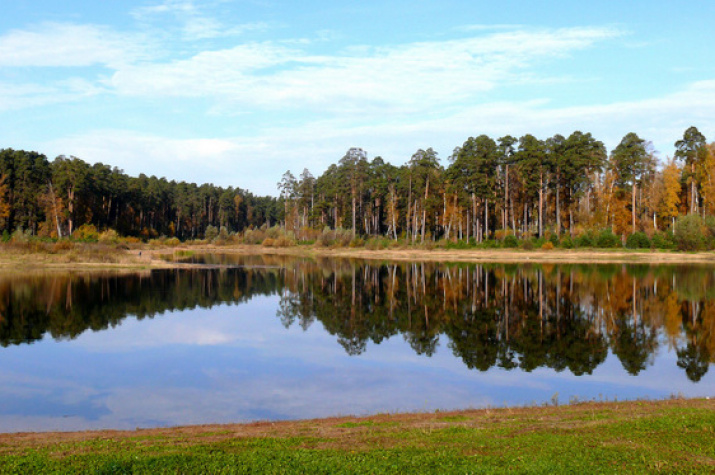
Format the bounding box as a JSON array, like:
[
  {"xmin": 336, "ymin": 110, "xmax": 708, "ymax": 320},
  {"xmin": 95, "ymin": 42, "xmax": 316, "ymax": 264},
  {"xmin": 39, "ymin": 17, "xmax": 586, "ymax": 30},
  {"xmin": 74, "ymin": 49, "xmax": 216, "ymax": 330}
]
[
  {"xmin": 538, "ymin": 172, "xmax": 543, "ymax": 238},
  {"xmin": 632, "ymin": 181, "xmax": 637, "ymax": 234},
  {"xmin": 556, "ymin": 173, "xmax": 561, "ymax": 237},
  {"xmin": 484, "ymin": 199, "xmax": 488, "ymax": 240},
  {"xmin": 48, "ymin": 181, "xmax": 62, "ymax": 238}
]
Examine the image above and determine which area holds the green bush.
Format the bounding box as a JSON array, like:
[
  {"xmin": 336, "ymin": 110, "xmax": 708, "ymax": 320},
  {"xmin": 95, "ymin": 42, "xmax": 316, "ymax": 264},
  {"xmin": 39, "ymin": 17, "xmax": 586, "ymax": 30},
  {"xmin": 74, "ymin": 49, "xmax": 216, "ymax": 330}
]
[
  {"xmin": 349, "ymin": 236, "xmax": 365, "ymax": 248},
  {"xmin": 445, "ymin": 239, "xmax": 472, "ymax": 250},
  {"xmin": 651, "ymin": 231, "xmax": 675, "ymax": 250},
  {"xmin": 560, "ymin": 235, "xmax": 574, "ymax": 249},
  {"xmin": 204, "ymin": 225, "xmax": 218, "ymax": 241},
  {"xmin": 674, "ymin": 214, "xmax": 707, "ymax": 251},
  {"xmin": 625, "ymin": 232, "xmax": 651, "ymax": 249},
  {"xmin": 503, "ymin": 235, "xmax": 519, "ymax": 248},
  {"xmin": 574, "ymin": 232, "xmax": 593, "ymax": 248},
  {"xmin": 217, "ymin": 226, "xmax": 229, "ymax": 242},
  {"xmin": 596, "ymin": 229, "xmax": 621, "ymax": 248},
  {"xmin": 479, "ymin": 239, "xmax": 501, "ymax": 249},
  {"xmin": 549, "ymin": 233, "xmax": 560, "ymax": 246},
  {"xmin": 72, "ymin": 224, "xmax": 99, "ymax": 242}
]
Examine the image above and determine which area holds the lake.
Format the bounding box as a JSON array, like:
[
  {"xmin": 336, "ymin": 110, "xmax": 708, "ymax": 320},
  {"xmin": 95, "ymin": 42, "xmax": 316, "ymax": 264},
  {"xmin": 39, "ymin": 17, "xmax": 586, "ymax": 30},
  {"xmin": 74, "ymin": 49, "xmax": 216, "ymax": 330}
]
[{"xmin": 0, "ymin": 254, "xmax": 713, "ymax": 432}]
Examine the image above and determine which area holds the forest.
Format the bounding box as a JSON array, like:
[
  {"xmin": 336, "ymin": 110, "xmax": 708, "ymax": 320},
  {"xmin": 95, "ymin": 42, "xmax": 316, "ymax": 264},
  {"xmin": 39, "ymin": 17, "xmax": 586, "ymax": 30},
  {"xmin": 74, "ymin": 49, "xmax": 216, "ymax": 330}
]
[{"xmin": 1, "ymin": 126, "xmax": 713, "ymax": 247}]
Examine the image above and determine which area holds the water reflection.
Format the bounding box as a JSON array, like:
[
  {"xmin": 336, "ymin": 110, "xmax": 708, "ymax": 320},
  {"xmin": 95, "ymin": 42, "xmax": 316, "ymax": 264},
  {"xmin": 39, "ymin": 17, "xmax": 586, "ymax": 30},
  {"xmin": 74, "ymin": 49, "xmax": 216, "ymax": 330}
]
[{"xmin": 1, "ymin": 256, "xmax": 713, "ymax": 382}]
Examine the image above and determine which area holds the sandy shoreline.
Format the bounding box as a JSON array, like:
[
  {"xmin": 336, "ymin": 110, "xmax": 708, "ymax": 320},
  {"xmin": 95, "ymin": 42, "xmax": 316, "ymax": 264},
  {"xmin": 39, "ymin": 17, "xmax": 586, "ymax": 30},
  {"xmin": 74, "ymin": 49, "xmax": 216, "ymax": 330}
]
[{"xmin": 2, "ymin": 244, "xmax": 715, "ymax": 272}]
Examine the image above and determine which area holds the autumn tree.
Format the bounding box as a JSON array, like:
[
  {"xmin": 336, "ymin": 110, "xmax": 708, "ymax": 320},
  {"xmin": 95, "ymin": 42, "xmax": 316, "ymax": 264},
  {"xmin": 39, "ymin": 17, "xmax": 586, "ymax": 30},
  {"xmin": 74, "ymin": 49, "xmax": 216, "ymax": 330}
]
[
  {"xmin": 0, "ymin": 174, "xmax": 9, "ymax": 230},
  {"xmin": 659, "ymin": 158, "xmax": 681, "ymax": 229}
]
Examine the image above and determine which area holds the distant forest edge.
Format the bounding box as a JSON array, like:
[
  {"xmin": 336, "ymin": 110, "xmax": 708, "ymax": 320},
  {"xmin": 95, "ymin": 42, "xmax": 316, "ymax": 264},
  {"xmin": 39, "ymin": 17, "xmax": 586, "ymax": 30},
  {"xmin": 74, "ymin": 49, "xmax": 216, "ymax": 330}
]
[{"xmin": 2, "ymin": 126, "xmax": 715, "ymax": 250}]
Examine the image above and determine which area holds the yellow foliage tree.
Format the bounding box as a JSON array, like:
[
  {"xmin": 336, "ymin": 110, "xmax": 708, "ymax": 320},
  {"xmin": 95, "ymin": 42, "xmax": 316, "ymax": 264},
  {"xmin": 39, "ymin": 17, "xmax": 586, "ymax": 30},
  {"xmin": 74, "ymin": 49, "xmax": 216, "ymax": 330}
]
[
  {"xmin": 698, "ymin": 143, "xmax": 715, "ymax": 215},
  {"xmin": 659, "ymin": 158, "xmax": 681, "ymax": 229}
]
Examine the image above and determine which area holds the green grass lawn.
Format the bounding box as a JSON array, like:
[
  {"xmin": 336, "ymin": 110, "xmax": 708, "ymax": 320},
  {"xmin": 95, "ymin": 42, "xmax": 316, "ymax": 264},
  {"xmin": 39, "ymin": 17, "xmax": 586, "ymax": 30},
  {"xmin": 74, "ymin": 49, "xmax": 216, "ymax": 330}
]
[{"xmin": 0, "ymin": 398, "xmax": 713, "ymax": 474}]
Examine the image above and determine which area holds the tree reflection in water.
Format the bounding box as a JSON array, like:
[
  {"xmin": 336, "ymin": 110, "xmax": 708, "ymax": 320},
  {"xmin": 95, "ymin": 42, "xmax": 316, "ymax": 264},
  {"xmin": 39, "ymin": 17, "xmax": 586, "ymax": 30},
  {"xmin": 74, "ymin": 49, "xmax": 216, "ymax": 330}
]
[{"xmin": 0, "ymin": 255, "xmax": 713, "ymax": 381}]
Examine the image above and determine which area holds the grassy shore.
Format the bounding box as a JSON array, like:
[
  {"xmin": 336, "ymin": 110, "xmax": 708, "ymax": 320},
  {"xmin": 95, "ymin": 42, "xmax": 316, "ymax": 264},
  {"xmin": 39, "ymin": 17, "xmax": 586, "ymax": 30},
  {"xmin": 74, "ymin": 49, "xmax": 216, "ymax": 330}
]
[
  {"xmin": 3, "ymin": 242, "xmax": 715, "ymax": 273},
  {"xmin": 0, "ymin": 398, "xmax": 713, "ymax": 474}
]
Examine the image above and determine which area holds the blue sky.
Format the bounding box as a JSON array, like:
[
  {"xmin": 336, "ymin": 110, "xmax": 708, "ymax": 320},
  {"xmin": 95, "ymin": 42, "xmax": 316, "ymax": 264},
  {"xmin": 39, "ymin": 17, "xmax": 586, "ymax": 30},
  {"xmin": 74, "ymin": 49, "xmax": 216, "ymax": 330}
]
[{"xmin": 1, "ymin": 0, "xmax": 714, "ymax": 196}]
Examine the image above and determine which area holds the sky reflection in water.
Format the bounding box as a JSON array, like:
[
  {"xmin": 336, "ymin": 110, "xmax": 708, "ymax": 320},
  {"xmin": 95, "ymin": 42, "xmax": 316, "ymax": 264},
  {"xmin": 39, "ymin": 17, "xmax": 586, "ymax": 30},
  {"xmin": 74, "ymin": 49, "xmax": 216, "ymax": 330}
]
[{"xmin": 0, "ymin": 257, "xmax": 713, "ymax": 432}]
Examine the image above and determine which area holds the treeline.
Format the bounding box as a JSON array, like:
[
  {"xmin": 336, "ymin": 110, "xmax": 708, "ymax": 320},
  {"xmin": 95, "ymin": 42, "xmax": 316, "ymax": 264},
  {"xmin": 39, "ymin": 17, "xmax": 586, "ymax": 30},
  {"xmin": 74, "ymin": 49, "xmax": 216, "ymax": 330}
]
[
  {"xmin": 0, "ymin": 149, "xmax": 281, "ymax": 239},
  {"xmin": 1, "ymin": 126, "xmax": 712, "ymax": 245},
  {"xmin": 280, "ymin": 126, "xmax": 714, "ymax": 244},
  {"xmin": 1, "ymin": 259, "xmax": 712, "ymax": 381}
]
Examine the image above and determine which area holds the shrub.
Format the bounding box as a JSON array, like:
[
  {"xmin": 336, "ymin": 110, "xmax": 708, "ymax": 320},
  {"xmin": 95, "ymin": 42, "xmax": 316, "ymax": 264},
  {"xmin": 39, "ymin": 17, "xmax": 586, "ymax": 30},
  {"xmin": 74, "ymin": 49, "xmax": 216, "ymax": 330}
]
[
  {"xmin": 204, "ymin": 225, "xmax": 218, "ymax": 241},
  {"xmin": 596, "ymin": 229, "xmax": 621, "ymax": 248},
  {"xmin": 243, "ymin": 228, "xmax": 266, "ymax": 245},
  {"xmin": 541, "ymin": 241, "xmax": 554, "ymax": 250},
  {"xmin": 217, "ymin": 226, "xmax": 229, "ymax": 242},
  {"xmin": 1, "ymin": 230, "xmax": 9, "ymax": 242},
  {"xmin": 52, "ymin": 240, "xmax": 73, "ymax": 252},
  {"xmin": 503, "ymin": 235, "xmax": 519, "ymax": 248},
  {"xmin": 521, "ymin": 240, "xmax": 534, "ymax": 250},
  {"xmin": 72, "ymin": 224, "xmax": 99, "ymax": 242},
  {"xmin": 560, "ymin": 235, "xmax": 574, "ymax": 249},
  {"xmin": 265, "ymin": 225, "xmax": 283, "ymax": 239},
  {"xmin": 625, "ymin": 232, "xmax": 651, "ymax": 249},
  {"xmin": 274, "ymin": 235, "xmax": 296, "ymax": 247},
  {"xmin": 11, "ymin": 227, "xmax": 32, "ymax": 243},
  {"xmin": 703, "ymin": 216, "xmax": 715, "ymax": 248},
  {"xmin": 349, "ymin": 237, "xmax": 365, "ymax": 248},
  {"xmin": 316, "ymin": 228, "xmax": 333, "ymax": 247},
  {"xmin": 548, "ymin": 233, "xmax": 560, "ymax": 246},
  {"xmin": 674, "ymin": 214, "xmax": 707, "ymax": 251},
  {"xmin": 574, "ymin": 232, "xmax": 593, "ymax": 248},
  {"xmin": 365, "ymin": 237, "xmax": 390, "ymax": 250},
  {"xmin": 532, "ymin": 237, "xmax": 546, "ymax": 249},
  {"xmin": 479, "ymin": 239, "xmax": 501, "ymax": 249},
  {"xmin": 165, "ymin": 237, "xmax": 181, "ymax": 247},
  {"xmin": 98, "ymin": 229, "xmax": 119, "ymax": 244}
]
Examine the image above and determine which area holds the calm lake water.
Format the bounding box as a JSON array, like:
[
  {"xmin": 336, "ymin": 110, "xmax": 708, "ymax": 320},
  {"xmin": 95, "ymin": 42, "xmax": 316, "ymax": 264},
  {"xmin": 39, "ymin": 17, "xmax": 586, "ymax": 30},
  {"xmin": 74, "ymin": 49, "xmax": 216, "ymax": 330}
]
[{"xmin": 0, "ymin": 254, "xmax": 714, "ymax": 432}]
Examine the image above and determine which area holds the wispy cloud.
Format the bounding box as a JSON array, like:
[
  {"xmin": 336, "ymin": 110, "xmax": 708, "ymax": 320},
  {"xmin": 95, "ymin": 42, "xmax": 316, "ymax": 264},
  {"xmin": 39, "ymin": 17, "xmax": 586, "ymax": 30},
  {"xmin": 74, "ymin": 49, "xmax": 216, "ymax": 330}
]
[
  {"xmin": 0, "ymin": 22, "xmax": 150, "ymax": 68},
  {"xmin": 132, "ymin": 0, "xmax": 269, "ymax": 40},
  {"xmin": 107, "ymin": 26, "xmax": 624, "ymax": 117},
  {"xmin": 0, "ymin": 79, "xmax": 105, "ymax": 111}
]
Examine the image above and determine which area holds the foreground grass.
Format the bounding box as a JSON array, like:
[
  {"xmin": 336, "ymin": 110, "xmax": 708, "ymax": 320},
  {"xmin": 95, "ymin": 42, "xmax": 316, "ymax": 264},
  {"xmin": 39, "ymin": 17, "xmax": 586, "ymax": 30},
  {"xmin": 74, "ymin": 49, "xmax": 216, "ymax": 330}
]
[{"xmin": 0, "ymin": 399, "xmax": 713, "ymax": 474}]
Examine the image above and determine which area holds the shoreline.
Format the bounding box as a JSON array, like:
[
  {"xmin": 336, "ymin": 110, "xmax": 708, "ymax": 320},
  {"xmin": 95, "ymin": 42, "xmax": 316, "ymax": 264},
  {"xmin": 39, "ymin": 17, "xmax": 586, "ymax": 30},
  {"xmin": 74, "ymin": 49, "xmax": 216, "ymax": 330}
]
[
  {"xmin": 1, "ymin": 398, "xmax": 713, "ymax": 472},
  {"xmin": 3, "ymin": 244, "xmax": 715, "ymax": 273}
]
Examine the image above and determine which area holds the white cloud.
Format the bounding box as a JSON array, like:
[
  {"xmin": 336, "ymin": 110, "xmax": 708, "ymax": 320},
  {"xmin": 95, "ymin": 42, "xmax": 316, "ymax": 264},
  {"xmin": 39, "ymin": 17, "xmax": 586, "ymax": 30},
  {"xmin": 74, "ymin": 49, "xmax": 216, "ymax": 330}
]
[
  {"xmin": 107, "ymin": 26, "xmax": 624, "ymax": 115},
  {"xmin": 0, "ymin": 22, "xmax": 149, "ymax": 68},
  {"xmin": 0, "ymin": 79, "xmax": 105, "ymax": 111},
  {"xmin": 43, "ymin": 79, "xmax": 715, "ymax": 196},
  {"xmin": 131, "ymin": 0, "xmax": 269, "ymax": 41}
]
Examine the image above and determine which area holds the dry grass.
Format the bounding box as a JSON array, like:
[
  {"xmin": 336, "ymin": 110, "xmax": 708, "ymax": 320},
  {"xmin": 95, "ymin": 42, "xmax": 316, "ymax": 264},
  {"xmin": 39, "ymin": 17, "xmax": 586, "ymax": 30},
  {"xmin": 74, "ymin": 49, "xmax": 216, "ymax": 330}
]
[{"xmin": 3, "ymin": 242, "xmax": 715, "ymax": 274}]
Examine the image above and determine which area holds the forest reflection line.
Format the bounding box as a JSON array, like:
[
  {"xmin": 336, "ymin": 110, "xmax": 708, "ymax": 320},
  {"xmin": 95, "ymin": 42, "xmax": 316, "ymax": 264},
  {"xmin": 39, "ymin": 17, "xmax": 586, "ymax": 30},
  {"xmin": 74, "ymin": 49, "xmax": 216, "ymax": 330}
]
[{"xmin": 0, "ymin": 256, "xmax": 713, "ymax": 381}]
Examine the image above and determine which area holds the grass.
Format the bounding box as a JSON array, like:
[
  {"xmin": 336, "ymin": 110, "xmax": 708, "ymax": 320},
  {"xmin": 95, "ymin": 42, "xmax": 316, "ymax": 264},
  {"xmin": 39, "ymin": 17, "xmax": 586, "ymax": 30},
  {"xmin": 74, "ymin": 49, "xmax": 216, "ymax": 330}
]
[{"xmin": 0, "ymin": 399, "xmax": 713, "ymax": 473}]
